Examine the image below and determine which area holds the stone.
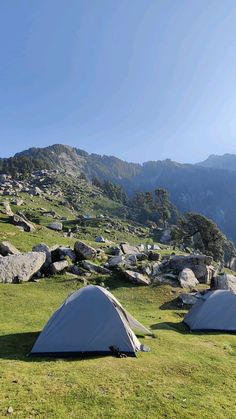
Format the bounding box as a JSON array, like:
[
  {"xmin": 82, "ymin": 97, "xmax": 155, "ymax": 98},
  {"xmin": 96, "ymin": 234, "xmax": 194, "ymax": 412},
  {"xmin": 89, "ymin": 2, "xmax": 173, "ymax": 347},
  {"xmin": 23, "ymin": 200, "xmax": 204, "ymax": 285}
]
[
  {"xmin": 179, "ymin": 292, "xmax": 200, "ymax": 305},
  {"xmin": 32, "ymin": 243, "xmax": 51, "ymax": 268},
  {"xmin": 95, "ymin": 235, "xmax": 106, "ymax": 243},
  {"xmin": 120, "ymin": 243, "xmax": 139, "ymax": 255},
  {"xmin": 12, "ymin": 214, "xmax": 35, "ymax": 232},
  {"xmin": 107, "ymin": 255, "xmax": 124, "ymax": 268},
  {"xmin": 81, "ymin": 260, "xmax": 111, "ymax": 275},
  {"xmin": 67, "ymin": 264, "xmax": 85, "ymax": 276},
  {"xmin": 123, "ymin": 270, "xmax": 150, "ymax": 286},
  {"xmin": 13, "ymin": 198, "xmax": 24, "ymax": 206},
  {"xmin": 152, "ymin": 244, "xmax": 161, "ymax": 250},
  {"xmin": 159, "ymin": 255, "xmax": 213, "ymax": 283},
  {"xmin": 7, "ymin": 406, "xmax": 14, "ymax": 415},
  {"xmin": 148, "ymin": 251, "xmax": 161, "ymax": 261},
  {"xmin": 74, "ymin": 241, "xmax": 97, "ymax": 260},
  {"xmin": 125, "ymin": 254, "xmax": 137, "ymax": 265},
  {"xmin": 0, "ymin": 252, "xmax": 46, "ymax": 283},
  {"xmin": 57, "ymin": 246, "xmax": 77, "ymax": 262},
  {"xmin": 50, "ymin": 260, "xmax": 69, "ymax": 274},
  {"xmin": 1, "ymin": 201, "xmax": 14, "ymax": 216},
  {"xmin": 0, "ymin": 241, "xmax": 20, "ymax": 256},
  {"xmin": 178, "ymin": 268, "xmax": 199, "ymax": 288},
  {"xmin": 48, "ymin": 222, "xmax": 63, "ymax": 231},
  {"xmin": 211, "ymin": 273, "xmax": 236, "ymax": 293}
]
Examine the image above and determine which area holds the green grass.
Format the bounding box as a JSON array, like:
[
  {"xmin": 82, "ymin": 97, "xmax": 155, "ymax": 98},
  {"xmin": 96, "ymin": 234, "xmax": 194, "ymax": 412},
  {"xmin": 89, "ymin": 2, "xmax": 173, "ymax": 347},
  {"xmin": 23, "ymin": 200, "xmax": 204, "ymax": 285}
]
[{"xmin": 0, "ymin": 275, "xmax": 236, "ymax": 418}]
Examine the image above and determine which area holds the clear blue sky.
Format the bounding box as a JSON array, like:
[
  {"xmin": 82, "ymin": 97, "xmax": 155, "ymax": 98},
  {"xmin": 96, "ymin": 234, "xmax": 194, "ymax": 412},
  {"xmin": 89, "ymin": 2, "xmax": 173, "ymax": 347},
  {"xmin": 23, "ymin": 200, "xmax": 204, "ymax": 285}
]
[{"xmin": 1, "ymin": 0, "xmax": 236, "ymax": 163}]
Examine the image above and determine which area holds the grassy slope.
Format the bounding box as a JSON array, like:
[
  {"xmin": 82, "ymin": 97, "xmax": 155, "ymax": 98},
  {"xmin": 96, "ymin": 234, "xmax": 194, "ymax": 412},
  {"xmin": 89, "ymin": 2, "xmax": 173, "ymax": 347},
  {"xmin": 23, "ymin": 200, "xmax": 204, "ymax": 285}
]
[{"xmin": 0, "ymin": 275, "xmax": 236, "ymax": 419}]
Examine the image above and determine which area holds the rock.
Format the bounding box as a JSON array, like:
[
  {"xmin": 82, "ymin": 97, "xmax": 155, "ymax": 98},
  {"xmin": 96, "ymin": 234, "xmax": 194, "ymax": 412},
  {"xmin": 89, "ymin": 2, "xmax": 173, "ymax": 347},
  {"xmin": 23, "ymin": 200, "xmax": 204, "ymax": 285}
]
[
  {"xmin": 13, "ymin": 198, "xmax": 24, "ymax": 206},
  {"xmin": 159, "ymin": 255, "xmax": 213, "ymax": 283},
  {"xmin": 7, "ymin": 406, "xmax": 14, "ymax": 415},
  {"xmin": 211, "ymin": 273, "xmax": 236, "ymax": 293},
  {"xmin": 123, "ymin": 270, "xmax": 150, "ymax": 286},
  {"xmin": 109, "ymin": 246, "xmax": 123, "ymax": 256},
  {"xmin": 50, "ymin": 260, "xmax": 69, "ymax": 274},
  {"xmin": 12, "ymin": 214, "xmax": 35, "ymax": 232},
  {"xmin": 136, "ymin": 252, "xmax": 148, "ymax": 261},
  {"xmin": 0, "ymin": 252, "xmax": 46, "ymax": 283},
  {"xmin": 178, "ymin": 268, "xmax": 199, "ymax": 288},
  {"xmin": 125, "ymin": 254, "xmax": 137, "ymax": 265},
  {"xmin": 74, "ymin": 241, "xmax": 97, "ymax": 260},
  {"xmin": 152, "ymin": 244, "xmax": 161, "ymax": 250},
  {"xmin": 56, "ymin": 246, "xmax": 77, "ymax": 262},
  {"xmin": 230, "ymin": 257, "xmax": 236, "ymax": 272},
  {"xmin": 0, "ymin": 241, "xmax": 20, "ymax": 256},
  {"xmin": 95, "ymin": 235, "xmax": 106, "ymax": 243},
  {"xmin": 120, "ymin": 243, "xmax": 139, "ymax": 255},
  {"xmin": 81, "ymin": 260, "xmax": 111, "ymax": 275},
  {"xmin": 67, "ymin": 265, "xmax": 85, "ymax": 276},
  {"xmin": 107, "ymin": 255, "xmax": 124, "ymax": 268},
  {"xmin": 1, "ymin": 201, "xmax": 14, "ymax": 216},
  {"xmin": 179, "ymin": 292, "xmax": 200, "ymax": 305},
  {"xmin": 48, "ymin": 222, "xmax": 63, "ymax": 231},
  {"xmin": 32, "ymin": 243, "xmax": 51, "ymax": 268},
  {"xmin": 148, "ymin": 251, "xmax": 161, "ymax": 261}
]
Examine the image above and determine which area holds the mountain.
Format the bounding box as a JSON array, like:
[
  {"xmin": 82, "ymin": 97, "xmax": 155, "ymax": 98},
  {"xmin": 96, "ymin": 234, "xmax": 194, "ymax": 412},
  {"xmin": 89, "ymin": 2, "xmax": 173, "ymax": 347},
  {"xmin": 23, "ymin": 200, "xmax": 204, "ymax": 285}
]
[
  {"xmin": 2, "ymin": 144, "xmax": 236, "ymax": 242},
  {"xmin": 198, "ymin": 153, "xmax": 236, "ymax": 171}
]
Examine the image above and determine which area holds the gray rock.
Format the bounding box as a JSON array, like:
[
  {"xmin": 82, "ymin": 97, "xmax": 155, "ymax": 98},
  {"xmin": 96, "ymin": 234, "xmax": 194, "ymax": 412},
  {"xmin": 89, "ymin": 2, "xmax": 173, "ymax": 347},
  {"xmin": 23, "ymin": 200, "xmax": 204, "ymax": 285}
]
[
  {"xmin": 159, "ymin": 255, "xmax": 213, "ymax": 283},
  {"xmin": 48, "ymin": 222, "xmax": 63, "ymax": 231},
  {"xmin": 50, "ymin": 260, "xmax": 69, "ymax": 274},
  {"xmin": 67, "ymin": 264, "xmax": 84, "ymax": 276},
  {"xmin": 32, "ymin": 243, "xmax": 51, "ymax": 268},
  {"xmin": 0, "ymin": 252, "xmax": 46, "ymax": 283},
  {"xmin": 107, "ymin": 255, "xmax": 124, "ymax": 268},
  {"xmin": 95, "ymin": 235, "xmax": 106, "ymax": 243},
  {"xmin": 179, "ymin": 292, "xmax": 200, "ymax": 305},
  {"xmin": 81, "ymin": 260, "xmax": 111, "ymax": 275},
  {"xmin": 12, "ymin": 214, "xmax": 35, "ymax": 232},
  {"xmin": 1, "ymin": 201, "xmax": 14, "ymax": 216},
  {"xmin": 58, "ymin": 246, "xmax": 77, "ymax": 262},
  {"xmin": 123, "ymin": 270, "xmax": 150, "ymax": 286},
  {"xmin": 120, "ymin": 243, "xmax": 139, "ymax": 255},
  {"xmin": 0, "ymin": 241, "xmax": 20, "ymax": 256},
  {"xmin": 178, "ymin": 268, "xmax": 199, "ymax": 288},
  {"xmin": 13, "ymin": 198, "xmax": 24, "ymax": 206},
  {"xmin": 125, "ymin": 254, "xmax": 137, "ymax": 265},
  {"xmin": 148, "ymin": 251, "xmax": 161, "ymax": 261},
  {"xmin": 211, "ymin": 273, "xmax": 236, "ymax": 293},
  {"xmin": 74, "ymin": 241, "xmax": 97, "ymax": 260}
]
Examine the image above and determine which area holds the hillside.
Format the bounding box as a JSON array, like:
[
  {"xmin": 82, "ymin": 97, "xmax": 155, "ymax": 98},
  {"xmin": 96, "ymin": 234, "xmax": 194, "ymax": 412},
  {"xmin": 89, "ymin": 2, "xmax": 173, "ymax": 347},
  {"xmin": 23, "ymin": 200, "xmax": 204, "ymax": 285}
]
[
  {"xmin": 198, "ymin": 153, "xmax": 236, "ymax": 171},
  {"xmin": 4, "ymin": 144, "xmax": 236, "ymax": 243}
]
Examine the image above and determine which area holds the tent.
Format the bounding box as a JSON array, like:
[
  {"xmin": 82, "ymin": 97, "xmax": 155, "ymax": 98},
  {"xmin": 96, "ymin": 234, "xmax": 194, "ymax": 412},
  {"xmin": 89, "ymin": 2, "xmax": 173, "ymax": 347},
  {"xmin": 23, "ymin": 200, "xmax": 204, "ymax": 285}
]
[
  {"xmin": 30, "ymin": 285, "xmax": 150, "ymax": 357},
  {"xmin": 184, "ymin": 290, "xmax": 236, "ymax": 332}
]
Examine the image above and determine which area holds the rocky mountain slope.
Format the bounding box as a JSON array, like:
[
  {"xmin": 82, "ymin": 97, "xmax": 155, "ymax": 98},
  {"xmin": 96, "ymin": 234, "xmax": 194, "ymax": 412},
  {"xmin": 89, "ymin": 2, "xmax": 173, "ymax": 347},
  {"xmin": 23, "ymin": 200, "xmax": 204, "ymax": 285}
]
[
  {"xmin": 198, "ymin": 153, "xmax": 236, "ymax": 171},
  {"xmin": 6, "ymin": 144, "xmax": 236, "ymax": 243}
]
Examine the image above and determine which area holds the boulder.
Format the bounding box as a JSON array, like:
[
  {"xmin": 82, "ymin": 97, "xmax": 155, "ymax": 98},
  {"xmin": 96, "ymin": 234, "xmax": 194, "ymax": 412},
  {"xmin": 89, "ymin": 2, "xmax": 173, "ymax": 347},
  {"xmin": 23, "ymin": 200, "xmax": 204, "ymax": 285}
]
[
  {"xmin": 48, "ymin": 222, "xmax": 63, "ymax": 231},
  {"xmin": 160, "ymin": 255, "xmax": 213, "ymax": 283},
  {"xmin": 179, "ymin": 292, "xmax": 200, "ymax": 305},
  {"xmin": 120, "ymin": 243, "xmax": 139, "ymax": 255},
  {"xmin": 148, "ymin": 251, "xmax": 161, "ymax": 261},
  {"xmin": 123, "ymin": 270, "xmax": 150, "ymax": 286},
  {"xmin": 12, "ymin": 214, "xmax": 35, "ymax": 232},
  {"xmin": 57, "ymin": 246, "xmax": 77, "ymax": 262},
  {"xmin": 74, "ymin": 241, "xmax": 97, "ymax": 260},
  {"xmin": 95, "ymin": 236, "xmax": 106, "ymax": 243},
  {"xmin": 12, "ymin": 198, "xmax": 24, "ymax": 206},
  {"xmin": 0, "ymin": 241, "xmax": 20, "ymax": 256},
  {"xmin": 81, "ymin": 260, "xmax": 111, "ymax": 275},
  {"xmin": 211, "ymin": 273, "xmax": 236, "ymax": 293},
  {"xmin": 1, "ymin": 201, "xmax": 14, "ymax": 216},
  {"xmin": 107, "ymin": 255, "xmax": 124, "ymax": 268},
  {"xmin": 178, "ymin": 268, "xmax": 199, "ymax": 288},
  {"xmin": 0, "ymin": 252, "xmax": 46, "ymax": 283},
  {"xmin": 32, "ymin": 243, "xmax": 51, "ymax": 268},
  {"xmin": 50, "ymin": 260, "xmax": 69, "ymax": 274},
  {"xmin": 67, "ymin": 264, "xmax": 85, "ymax": 276}
]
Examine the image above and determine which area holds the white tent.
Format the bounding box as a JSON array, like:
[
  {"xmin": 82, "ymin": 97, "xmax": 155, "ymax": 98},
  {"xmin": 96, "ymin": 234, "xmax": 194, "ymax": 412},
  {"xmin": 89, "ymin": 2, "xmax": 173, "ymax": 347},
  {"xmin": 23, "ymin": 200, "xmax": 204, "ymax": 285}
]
[
  {"xmin": 184, "ymin": 290, "xmax": 236, "ymax": 331},
  {"xmin": 30, "ymin": 285, "xmax": 150, "ymax": 357}
]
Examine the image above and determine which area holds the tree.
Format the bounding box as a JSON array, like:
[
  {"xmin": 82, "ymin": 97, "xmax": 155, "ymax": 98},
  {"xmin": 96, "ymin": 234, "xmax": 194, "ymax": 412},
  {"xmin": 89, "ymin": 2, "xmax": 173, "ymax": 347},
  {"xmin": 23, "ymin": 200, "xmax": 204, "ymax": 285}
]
[{"xmin": 154, "ymin": 188, "xmax": 171, "ymax": 227}]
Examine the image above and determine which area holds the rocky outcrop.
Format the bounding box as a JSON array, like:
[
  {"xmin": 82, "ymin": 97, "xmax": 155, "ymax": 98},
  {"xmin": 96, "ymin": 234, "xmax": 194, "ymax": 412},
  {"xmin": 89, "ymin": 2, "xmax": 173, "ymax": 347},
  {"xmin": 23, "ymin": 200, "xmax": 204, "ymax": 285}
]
[
  {"xmin": 179, "ymin": 292, "xmax": 200, "ymax": 305},
  {"xmin": 178, "ymin": 268, "xmax": 199, "ymax": 288},
  {"xmin": 81, "ymin": 260, "xmax": 111, "ymax": 275},
  {"xmin": 0, "ymin": 241, "xmax": 20, "ymax": 256},
  {"xmin": 211, "ymin": 273, "xmax": 236, "ymax": 293},
  {"xmin": 32, "ymin": 243, "xmax": 52, "ymax": 269},
  {"xmin": 120, "ymin": 243, "xmax": 139, "ymax": 255},
  {"xmin": 12, "ymin": 214, "xmax": 35, "ymax": 232},
  {"xmin": 107, "ymin": 255, "xmax": 124, "ymax": 268},
  {"xmin": 50, "ymin": 260, "xmax": 69, "ymax": 274},
  {"xmin": 0, "ymin": 252, "xmax": 46, "ymax": 283},
  {"xmin": 74, "ymin": 241, "xmax": 97, "ymax": 260},
  {"xmin": 159, "ymin": 255, "xmax": 215, "ymax": 283}
]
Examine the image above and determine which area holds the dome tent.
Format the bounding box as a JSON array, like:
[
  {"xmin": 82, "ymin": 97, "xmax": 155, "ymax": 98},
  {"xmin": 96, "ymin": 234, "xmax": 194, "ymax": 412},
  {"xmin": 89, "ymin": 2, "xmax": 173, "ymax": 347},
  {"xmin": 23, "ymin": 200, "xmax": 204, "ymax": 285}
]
[
  {"xmin": 184, "ymin": 290, "xmax": 236, "ymax": 332},
  {"xmin": 30, "ymin": 285, "xmax": 150, "ymax": 357}
]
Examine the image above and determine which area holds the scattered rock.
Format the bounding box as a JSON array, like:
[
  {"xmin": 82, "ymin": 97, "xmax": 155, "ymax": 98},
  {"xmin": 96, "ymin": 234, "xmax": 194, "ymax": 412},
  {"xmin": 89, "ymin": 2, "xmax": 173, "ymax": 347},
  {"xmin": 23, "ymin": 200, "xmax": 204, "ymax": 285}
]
[
  {"xmin": 48, "ymin": 222, "xmax": 63, "ymax": 231},
  {"xmin": 0, "ymin": 252, "xmax": 46, "ymax": 283},
  {"xmin": 160, "ymin": 255, "xmax": 214, "ymax": 283},
  {"xmin": 123, "ymin": 270, "xmax": 150, "ymax": 285},
  {"xmin": 179, "ymin": 292, "xmax": 200, "ymax": 305},
  {"xmin": 12, "ymin": 214, "xmax": 35, "ymax": 232},
  {"xmin": 0, "ymin": 241, "xmax": 20, "ymax": 256},
  {"xmin": 107, "ymin": 255, "xmax": 124, "ymax": 268},
  {"xmin": 95, "ymin": 235, "xmax": 106, "ymax": 243},
  {"xmin": 67, "ymin": 264, "xmax": 85, "ymax": 276},
  {"xmin": 178, "ymin": 268, "xmax": 199, "ymax": 288},
  {"xmin": 81, "ymin": 260, "xmax": 111, "ymax": 274},
  {"xmin": 120, "ymin": 243, "xmax": 139, "ymax": 255},
  {"xmin": 7, "ymin": 406, "xmax": 14, "ymax": 415},
  {"xmin": 148, "ymin": 251, "xmax": 161, "ymax": 261},
  {"xmin": 2, "ymin": 201, "xmax": 14, "ymax": 216},
  {"xmin": 50, "ymin": 260, "xmax": 69, "ymax": 274},
  {"xmin": 74, "ymin": 241, "xmax": 97, "ymax": 260},
  {"xmin": 32, "ymin": 243, "xmax": 52, "ymax": 269}
]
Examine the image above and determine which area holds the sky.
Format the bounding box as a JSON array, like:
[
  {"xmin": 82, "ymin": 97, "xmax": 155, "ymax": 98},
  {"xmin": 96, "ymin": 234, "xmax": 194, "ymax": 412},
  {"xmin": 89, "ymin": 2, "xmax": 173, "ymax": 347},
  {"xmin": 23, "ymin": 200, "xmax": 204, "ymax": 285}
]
[{"xmin": 1, "ymin": 0, "xmax": 236, "ymax": 163}]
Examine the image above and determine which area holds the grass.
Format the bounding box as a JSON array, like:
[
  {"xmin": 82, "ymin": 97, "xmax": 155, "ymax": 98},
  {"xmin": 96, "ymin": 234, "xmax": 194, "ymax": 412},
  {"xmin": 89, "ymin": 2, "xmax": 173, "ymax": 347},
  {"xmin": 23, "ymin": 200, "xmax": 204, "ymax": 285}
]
[{"xmin": 0, "ymin": 275, "xmax": 236, "ymax": 418}]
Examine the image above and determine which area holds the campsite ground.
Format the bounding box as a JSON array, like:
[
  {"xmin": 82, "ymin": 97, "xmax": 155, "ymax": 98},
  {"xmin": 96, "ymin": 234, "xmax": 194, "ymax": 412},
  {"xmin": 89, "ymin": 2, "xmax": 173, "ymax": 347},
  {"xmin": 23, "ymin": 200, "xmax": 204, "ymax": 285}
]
[{"xmin": 0, "ymin": 274, "xmax": 236, "ymax": 419}]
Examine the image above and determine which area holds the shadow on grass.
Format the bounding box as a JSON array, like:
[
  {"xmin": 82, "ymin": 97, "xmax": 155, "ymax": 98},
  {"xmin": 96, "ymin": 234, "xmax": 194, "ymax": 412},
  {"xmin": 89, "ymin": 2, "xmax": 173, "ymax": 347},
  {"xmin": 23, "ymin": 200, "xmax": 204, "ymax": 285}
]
[
  {"xmin": 151, "ymin": 321, "xmax": 189, "ymax": 334},
  {"xmin": 159, "ymin": 297, "xmax": 183, "ymax": 310}
]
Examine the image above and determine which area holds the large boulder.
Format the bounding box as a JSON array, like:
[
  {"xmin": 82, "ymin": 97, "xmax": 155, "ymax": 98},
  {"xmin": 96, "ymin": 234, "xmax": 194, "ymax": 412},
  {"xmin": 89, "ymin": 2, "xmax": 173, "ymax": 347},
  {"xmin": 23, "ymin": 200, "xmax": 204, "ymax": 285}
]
[
  {"xmin": 107, "ymin": 255, "xmax": 124, "ymax": 268},
  {"xmin": 0, "ymin": 252, "xmax": 46, "ymax": 283},
  {"xmin": 123, "ymin": 270, "xmax": 150, "ymax": 286},
  {"xmin": 74, "ymin": 241, "xmax": 97, "ymax": 260},
  {"xmin": 211, "ymin": 273, "xmax": 236, "ymax": 293},
  {"xmin": 178, "ymin": 268, "xmax": 199, "ymax": 288},
  {"xmin": 0, "ymin": 241, "xmax": 20, "ymax": 256},
  {"xmin": 120, "ymin": 243, "xmax": 139, "ymax": 255},
  {"xmin": 179, "ymin": 292, "xmax": 200, "ymax": 305},
  {"xmin": 48, "ymin": 222, "xmax": 63, "ymax": 232},
  {"xmin": 12, "ymin": 214, "xmax": 35, "ymax": 232},
  {"xmin": 32, "ymin": 243, "xmax": 52, "ymax": 269},
  {"xmin": 160, "ymin": 255, "xmax": 214, "ymax": 283},
  {"xmin": 95, "ymin": 236, "xmax": 106, "ymax": 243}
]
